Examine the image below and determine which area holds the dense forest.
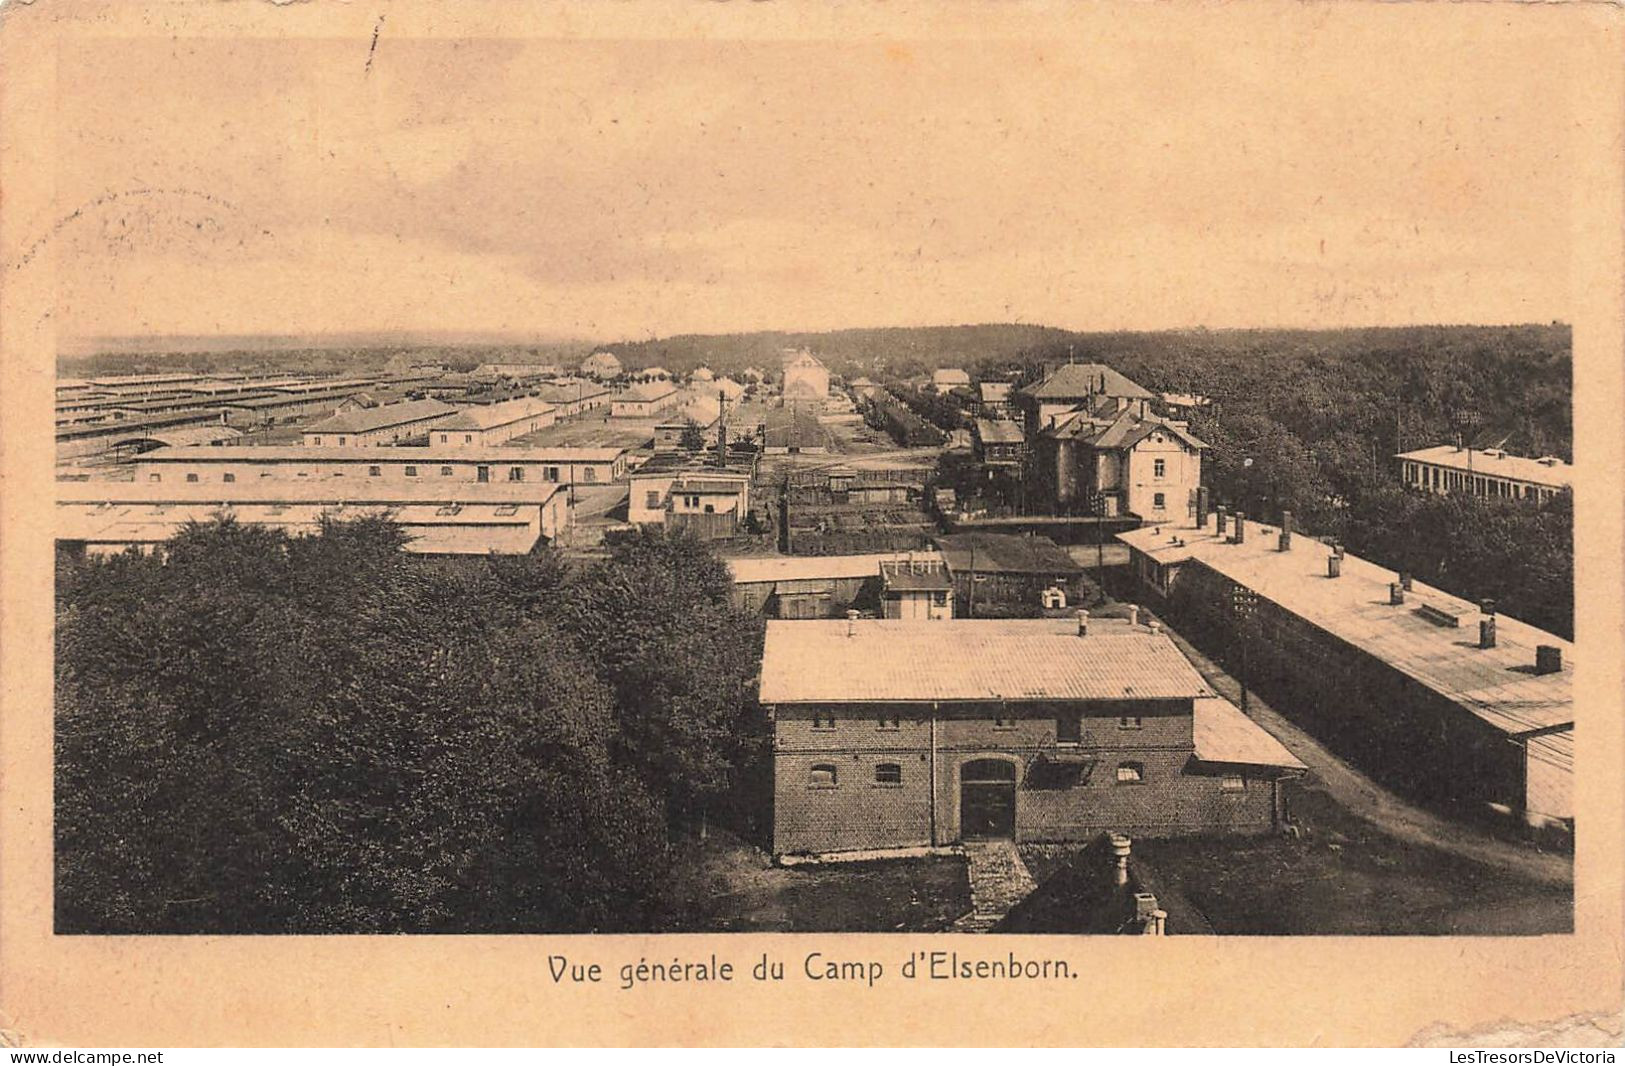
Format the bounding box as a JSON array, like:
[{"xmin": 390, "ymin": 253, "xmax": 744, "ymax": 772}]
[{"xmin": 55, "ymin": 520, "xmax": 765, "ymax": 934}]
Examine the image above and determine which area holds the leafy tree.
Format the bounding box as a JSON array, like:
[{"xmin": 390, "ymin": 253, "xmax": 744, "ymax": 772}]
[
  {"xmin": 545, "ymin": 527, "xmax": 767, "ymax": 832},
  {"xmin": 55, "ymin": 518, "xmax": 674, "ymax": 934}
]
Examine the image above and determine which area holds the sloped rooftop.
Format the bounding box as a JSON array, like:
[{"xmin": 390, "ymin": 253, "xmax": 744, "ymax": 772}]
[
  {"xmin": 1020, "ymin": 364, "xmax": 1154, "ymax": 401},
  {"xmin": 760, "ymin": 618, "xmax": 1211, "ymax": 704}
]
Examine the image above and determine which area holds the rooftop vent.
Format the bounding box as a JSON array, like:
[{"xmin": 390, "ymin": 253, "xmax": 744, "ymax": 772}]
[{"xmin": 1535, "ymin": 645, "xmax": 1563, "ymax": 675}]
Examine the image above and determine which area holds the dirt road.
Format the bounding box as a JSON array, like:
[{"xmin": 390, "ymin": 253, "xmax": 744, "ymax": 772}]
[{"xmin": 1161, "ymin": 624, "xmax": 1573, "ymax": 887}]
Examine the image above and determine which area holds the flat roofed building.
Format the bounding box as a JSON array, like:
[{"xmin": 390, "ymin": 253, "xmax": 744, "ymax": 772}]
[
  {"xmin": 761, "ymin": 617, "xmax": 1304, "ymax": 855},
  {"xmin": 133, "ymin": 443, "xmax": 629, "ymax": 488},
  {"xmin": 430, "ymin": 396, "xmax": 558, "ymax": 447},
  {"xmin": 1396, "ymin": 445, "xmax": 1571, "ymax": 503},
  {"xmin": 303, "ymin": 398, "xmax": 458, "ymax": 447},
  {"xmin": 1119, "ymin": 513, "xmax": 1572, "ymax": 828},
  {"xmin": 56, "ymin": 478, "xmax": 570, "ymax": 557}
]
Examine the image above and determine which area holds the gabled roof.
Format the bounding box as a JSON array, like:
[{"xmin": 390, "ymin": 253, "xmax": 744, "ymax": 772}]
[
  {"xmin": 782, "ymin": 350, "xmax": 826, "ymax": 370},
  {"xmin": 304, "ymin": 398, "xmax": 457, "ymax": 435},
  {"xmin": 975, "ymin": 419, "xmax": 1027, "ymax": 445},
  {"xmin": 760, "ymin": 618, "xmax": 1212, "ymax": 704},
  {"xmin": 1021, "ymin": 363, "xmax": 1154, "ymax": 401},
  {"xmin": 617, "ymin": 381, "xmax": 678, "ymax": 403},
  {"xmin": 434, "ymin": 396, "xmax": 556, "ymax": 431},
  {"xmin": 1044, "ymin": 409, "xmax": 1206, "ymax": 451}
]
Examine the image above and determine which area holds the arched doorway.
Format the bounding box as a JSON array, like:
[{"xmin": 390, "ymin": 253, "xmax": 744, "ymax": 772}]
[{"xmin": 960, "ymin": 758, "xmax": 1017, "ymax": 840}]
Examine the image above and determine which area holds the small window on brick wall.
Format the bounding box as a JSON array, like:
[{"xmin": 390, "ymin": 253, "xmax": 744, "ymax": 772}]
[
  {"xmin": 1118, "ymin": 716, "xmax": 1143, "ymax": 730},
  {"xmin": 809, "ymin": 764, "xmax": 838, "ymax": 788},
  {"xmin": 1115, "ymin": 762, "xmax": 1145, "ymax": 785},
  {"xmin": 993, "ymin": 715, "xmax": 1016, "ymax": 730},
  {"xmin": 1221, "ymin": 774, "xmax": 1245, "ymax": 792},
  {"xmin": 874, "ymin": 763, "xmax": 903, "ymax": 786},
  {"xmin": 876, "ymin": 715, "xmax": 901, "ymax": 731},
  {"xmin": 811, "ymin": 714, "xmax": 836, "ymax": 731}
]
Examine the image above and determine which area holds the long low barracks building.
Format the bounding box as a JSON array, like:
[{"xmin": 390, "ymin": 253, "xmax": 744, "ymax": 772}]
[
  {"xmin": 131, "ymin": 444, "xmax": 630, "ymax": 488},
  {"xmin": 759, "ymin": 617, "xmax": 1304, "ymax": 856}
]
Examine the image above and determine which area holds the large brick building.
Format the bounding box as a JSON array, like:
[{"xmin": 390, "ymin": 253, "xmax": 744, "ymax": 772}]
[{"xmin": 760, "ymin": 617, "xmax": 1304, "ymax": 856}]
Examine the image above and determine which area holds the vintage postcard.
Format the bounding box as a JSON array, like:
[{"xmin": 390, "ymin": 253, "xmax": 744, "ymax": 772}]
[{"xmin": 1, "ymin": 0, "xmax": 1622, "ymax": 1049}]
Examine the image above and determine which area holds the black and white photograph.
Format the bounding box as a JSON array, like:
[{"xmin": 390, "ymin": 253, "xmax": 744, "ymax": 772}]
[{"xmin": 3, "ymin": 0, "xmax": 1621, "ymax": 1050}]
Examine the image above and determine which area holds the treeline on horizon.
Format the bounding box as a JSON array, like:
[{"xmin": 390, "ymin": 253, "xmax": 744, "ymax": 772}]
[{"xmin": 55, "ymin": 520, "xmax": 765, "ymax": 934}]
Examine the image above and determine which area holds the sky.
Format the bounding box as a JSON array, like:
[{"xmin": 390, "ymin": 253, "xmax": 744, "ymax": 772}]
[{"xmin": 45, "ymin": 15, "xmax": 1585, "ymax": 347}]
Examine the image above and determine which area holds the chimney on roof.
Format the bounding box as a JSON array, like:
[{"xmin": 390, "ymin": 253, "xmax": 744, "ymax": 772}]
[
  {"xmin": 1148, "ymin": 620, "xmax": 1162, "ymax": 634},
  {"xmin": 1478, "ymin": 599, "xmax": 1498, "ymax": 650},
  {"xmin": 1278, "ymin": 510, "xmax": 1293, "ymax": 552},
  {"xmin": 846, "ymin": 609, "xmax": 859, "ymax": 637},
  {"xmin": 1327, "ymin": 554, "xmax": 1342, "ymax": 579},
  {"xmin": 1195, "ymin": 485, "xmax": 1210, "ymax": 529},
  {"xmin": 1400, "ymin": 570, "xmax": 1413, "ymax": 591},
  {"xmin": 1389, "ymin": 582, "xmax": 1405, "ymax": 606},
  {"xmin": 1127, "ymin": 604, "xmax": 1140, "ymax": 627},
  {"xmin": 1215, "ymin": 506, "xmax": 1228, "ymax": 536},
  {"xmin": 1535, "ymin": 645, "xmax": 1563, "ymax": 675},
  {"xmin": 1233, "ymin": 511, "xmax": 1246, "ymax": 544},
  {"xmin": 1076, "ymin": 609, "xmax": 1090, "ymax": 637},
  {"xmin": 1109, "ymin": 832, "xmax": 1132, "ymax": 887}
]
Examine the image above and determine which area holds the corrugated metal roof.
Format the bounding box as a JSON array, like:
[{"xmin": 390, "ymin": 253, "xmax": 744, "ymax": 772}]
[
  {"xmin": 1192, "ymin": 697, "xmax": 1306, "ymax": 770},
  {"xmin": 1118, "ymin": 520, "xmax": 1573, "ymax": 737},
  {"xmin": 759, "ymin": 618, "xmax": 1212, "ymax": 704}
]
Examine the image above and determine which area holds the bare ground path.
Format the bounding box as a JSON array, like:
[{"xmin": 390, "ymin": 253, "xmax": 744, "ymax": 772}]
[{"xmin": 1159, "ymin": 622, "xmax": 1572, "ymax": 887}]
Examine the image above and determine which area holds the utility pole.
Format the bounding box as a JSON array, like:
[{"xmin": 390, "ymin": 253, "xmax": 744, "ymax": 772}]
[
  {"xmin": 1095, "ymin": 494, "xmax": 1106, "ymax": 603},
  {"xmin": 967, "ymin": 541, "xmax": 977, "ymax": 619}
]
